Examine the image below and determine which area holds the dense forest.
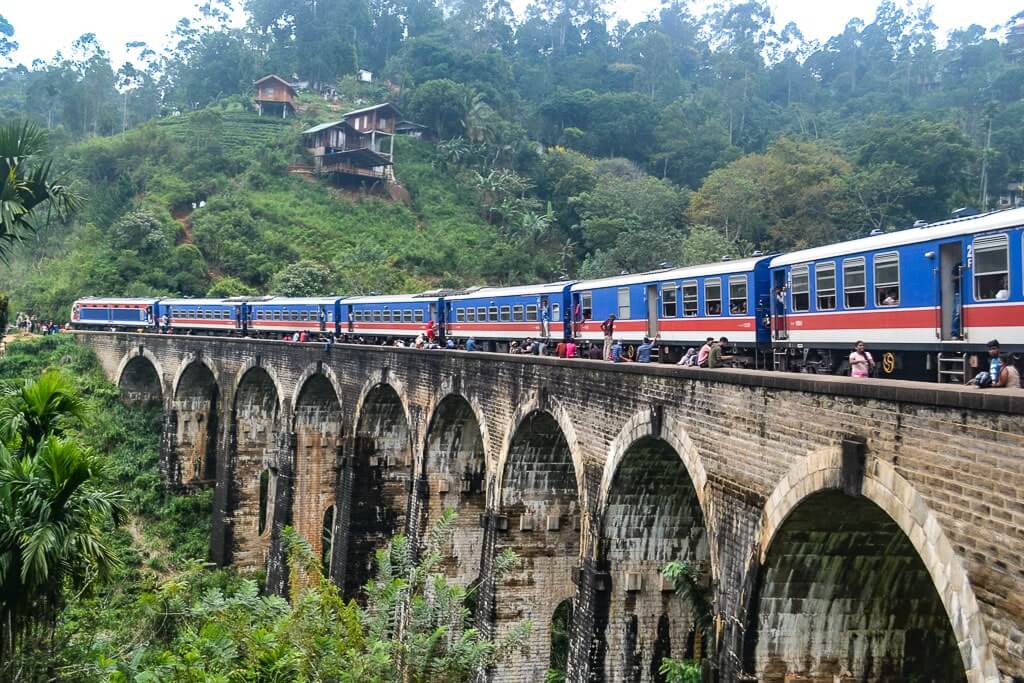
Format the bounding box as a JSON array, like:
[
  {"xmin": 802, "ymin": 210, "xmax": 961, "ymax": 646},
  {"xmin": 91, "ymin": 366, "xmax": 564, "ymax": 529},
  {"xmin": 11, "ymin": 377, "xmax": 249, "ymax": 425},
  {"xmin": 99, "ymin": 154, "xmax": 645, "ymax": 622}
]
[{"xmin": 1, "ymin": 0, "xmax": 1023, "ymax": 317}]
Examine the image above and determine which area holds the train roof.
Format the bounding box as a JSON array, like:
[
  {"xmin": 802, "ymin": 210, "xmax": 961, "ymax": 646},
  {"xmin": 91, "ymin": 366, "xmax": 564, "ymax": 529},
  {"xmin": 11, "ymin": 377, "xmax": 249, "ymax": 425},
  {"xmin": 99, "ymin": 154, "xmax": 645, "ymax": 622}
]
[
  {"xmin": 771, "ymin": 207, "xmax": 1024, "ymax": 267},
  {"xmin": 444, "ymin": 281, "xmax": 572, "ymax": 301},
  {"xmin": 571, "ymin": 256, "xmax": 768, "ymax": 291},
  {"xmin": 75, "ymin": 297, "xmax": 159, "ymax": 305},
  {"xmin": 160, "ymin": 298, "xmax": 239, "ymax": 306},
  {"xmin": 249, "ymin": 296, "xmax": 343, "ymax": 305},
  {"xmin": 342, "ymin": 293, "xmax": 437, "ymax": 304}
]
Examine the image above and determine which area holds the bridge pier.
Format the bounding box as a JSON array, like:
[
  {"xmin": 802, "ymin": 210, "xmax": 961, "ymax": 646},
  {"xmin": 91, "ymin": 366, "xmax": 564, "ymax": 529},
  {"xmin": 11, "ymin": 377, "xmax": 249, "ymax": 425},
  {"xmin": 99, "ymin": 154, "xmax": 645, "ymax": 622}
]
[{"xmin": 81, "ymin": 332, "xmax": 1020, "ymax": 683}]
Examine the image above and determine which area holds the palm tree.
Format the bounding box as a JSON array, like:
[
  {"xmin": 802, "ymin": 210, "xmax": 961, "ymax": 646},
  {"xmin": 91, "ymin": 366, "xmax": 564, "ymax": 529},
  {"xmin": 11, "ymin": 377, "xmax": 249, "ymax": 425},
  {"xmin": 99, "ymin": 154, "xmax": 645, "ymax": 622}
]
[
  {"xmin": 0, "ymin": 120, "xmax": 82, "ymax": 261},
  {"xmin": 0, "ymin": 370, "xmax": 88, "ymax": 456},
  {"xmin": 0, "ymin": 436, "xmax": 126, "ymax": 669}
]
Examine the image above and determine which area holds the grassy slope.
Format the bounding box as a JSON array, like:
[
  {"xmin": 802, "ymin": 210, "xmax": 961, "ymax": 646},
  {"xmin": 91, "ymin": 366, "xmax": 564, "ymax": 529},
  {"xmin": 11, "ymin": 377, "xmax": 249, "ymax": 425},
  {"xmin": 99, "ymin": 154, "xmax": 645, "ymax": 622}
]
[{"xmin": 2, "ymin": 104, "xmax": 540, "ymax": 318}]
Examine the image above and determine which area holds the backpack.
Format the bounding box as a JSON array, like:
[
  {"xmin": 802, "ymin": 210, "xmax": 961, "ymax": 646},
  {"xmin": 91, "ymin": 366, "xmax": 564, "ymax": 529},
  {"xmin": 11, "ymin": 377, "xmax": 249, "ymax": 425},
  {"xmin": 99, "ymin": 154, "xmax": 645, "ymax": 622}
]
[{"xmin": 973, "ymin": 371, "xmax": 992, "ymax": 388}]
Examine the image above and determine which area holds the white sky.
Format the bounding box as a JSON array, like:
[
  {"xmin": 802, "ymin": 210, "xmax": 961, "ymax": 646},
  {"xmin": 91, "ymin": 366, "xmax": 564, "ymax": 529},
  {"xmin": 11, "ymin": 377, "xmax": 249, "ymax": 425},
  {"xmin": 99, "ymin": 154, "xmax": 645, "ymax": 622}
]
[{"xmin": 3, "ymin": 0, "xmax": 1022, "ymax": 67}]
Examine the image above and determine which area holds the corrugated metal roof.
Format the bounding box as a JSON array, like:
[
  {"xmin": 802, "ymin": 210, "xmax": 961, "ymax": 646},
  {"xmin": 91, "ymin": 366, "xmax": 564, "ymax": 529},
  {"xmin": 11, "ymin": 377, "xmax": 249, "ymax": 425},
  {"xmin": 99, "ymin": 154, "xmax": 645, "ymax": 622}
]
[
  {"xmin": 341, "ymin": 102, "xmax": 402, "ymax": 119},
  {"xmin": 301, "ymin": 119, "xmax": 346, "ymax": 135}
]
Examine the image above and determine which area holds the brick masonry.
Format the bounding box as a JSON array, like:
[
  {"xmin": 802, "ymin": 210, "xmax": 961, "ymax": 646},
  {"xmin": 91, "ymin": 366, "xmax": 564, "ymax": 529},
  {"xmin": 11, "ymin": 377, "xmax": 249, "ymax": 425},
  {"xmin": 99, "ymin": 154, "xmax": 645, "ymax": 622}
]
[{"xmin": 88, "ymin": 332, "xmax": 1024, "ymax": 683}]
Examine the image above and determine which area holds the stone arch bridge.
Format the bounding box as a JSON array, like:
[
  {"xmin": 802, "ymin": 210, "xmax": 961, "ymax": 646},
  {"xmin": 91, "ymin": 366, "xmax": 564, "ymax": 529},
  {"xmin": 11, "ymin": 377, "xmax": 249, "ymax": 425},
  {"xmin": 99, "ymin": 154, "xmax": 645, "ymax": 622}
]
[{"xmin": 78, "ymin": 332, "xmax": 1024, "ymax": 683}]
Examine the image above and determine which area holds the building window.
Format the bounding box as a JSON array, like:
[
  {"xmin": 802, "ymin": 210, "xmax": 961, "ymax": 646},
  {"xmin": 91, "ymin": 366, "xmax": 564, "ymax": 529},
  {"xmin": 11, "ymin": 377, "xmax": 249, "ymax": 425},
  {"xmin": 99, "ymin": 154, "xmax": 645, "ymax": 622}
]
[
  {"xmin": 662, "ymin": 284, "xmax": 678, "ymax": 318},
  {"xmin": 525, "ymin": 305, "xmax": 538, "ymax": 321},
  {"xmin": 500, "ymin": 305, "xmax": 511, "ymax": 321},
  {"xmin": 265, "ymin": 86, "xmax": 275, "ymax": 97},
  {"xmin": 617, "ymin": 288, "xmax": 631, "ymax": 319},
  {"xmin": 843, "ymin": 258, "xmax": 866, "ymax": 308},
  {"xmin": 513, "ymin": 305, "xmax": 525, "ymax": 321},
  {"xmin": 815, "ymin": 263, "xmax": 836, "ymax": 311},
  {"xmin": 581, "ymin": 292, "xmax": 593, "ymax": 320},
  {"xmin": 791, "ymin": 265, "xmax": 810, "ymax": 312},
  {"xmin": 974, "ymin": 234, "xmax": 1009, "ymax": 300},
  {"xmin": 704, "ymin": 279, "xmax": 722, "ymax": 316},
  {"xmin": 728, "ymin": 276, "xmax": 748, "ymax": 315},
  {"xmin": 874, "ymin": 253, "xmax": 900, "ymax": 306},
  {"xmin": 682, "ymin": 281, "xmax": 698, "ymax": 317}
]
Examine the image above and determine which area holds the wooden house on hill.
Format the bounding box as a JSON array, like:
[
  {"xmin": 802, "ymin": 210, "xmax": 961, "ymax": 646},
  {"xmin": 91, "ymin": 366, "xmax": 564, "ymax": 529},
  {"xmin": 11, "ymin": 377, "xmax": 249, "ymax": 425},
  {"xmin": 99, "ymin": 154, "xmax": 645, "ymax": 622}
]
[
  {"xmin": 254, "ymin": 75, "xmax": 296, "ymax": 118},
  {"xmin": 300, "ymin": 103, "xmax": 401, "ymax": 184}
]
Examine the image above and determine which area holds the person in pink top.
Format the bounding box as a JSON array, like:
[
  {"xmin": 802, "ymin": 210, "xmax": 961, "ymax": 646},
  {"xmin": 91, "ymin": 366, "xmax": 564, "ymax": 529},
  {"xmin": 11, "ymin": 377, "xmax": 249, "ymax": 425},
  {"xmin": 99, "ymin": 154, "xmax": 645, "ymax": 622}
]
[
  {"xmin": 849, "ymin": 340, "xmax": 875, "ymax": 378},
  {"xmin": 565, "ymin": 340, "xmax": 577, "ymax": 358},
  {"xmin": 697, "ymin": 337, "xmax": 714, "ymax": 367}
]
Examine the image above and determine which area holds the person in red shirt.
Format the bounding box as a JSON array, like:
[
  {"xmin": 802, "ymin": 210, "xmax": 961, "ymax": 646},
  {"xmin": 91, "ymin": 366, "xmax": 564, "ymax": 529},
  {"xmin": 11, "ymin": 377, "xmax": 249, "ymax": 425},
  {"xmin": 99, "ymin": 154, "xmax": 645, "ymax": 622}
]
[{"xmin": 425, "ymin": 319, "xmax": 436, "ymax": 343}]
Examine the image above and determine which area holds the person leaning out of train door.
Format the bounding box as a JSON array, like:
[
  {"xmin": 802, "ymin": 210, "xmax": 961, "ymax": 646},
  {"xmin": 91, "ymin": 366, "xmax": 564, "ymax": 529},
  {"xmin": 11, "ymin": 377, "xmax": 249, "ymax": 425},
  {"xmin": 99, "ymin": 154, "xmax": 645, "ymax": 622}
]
[
  {"xmin": 601, "ymin": 314, "xmax": 615, "ymax": 360},
  {"xmin": 849, "ymin": 340, "xmax": 875, "ymax": 378}
]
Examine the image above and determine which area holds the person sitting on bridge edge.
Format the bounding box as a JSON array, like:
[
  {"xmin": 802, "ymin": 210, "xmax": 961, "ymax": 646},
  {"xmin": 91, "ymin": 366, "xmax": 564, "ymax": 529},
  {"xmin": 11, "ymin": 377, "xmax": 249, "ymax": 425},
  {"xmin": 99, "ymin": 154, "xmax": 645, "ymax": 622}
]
[
  {"xmin": 678, "ymin": 347, "xmax": 698, "ymax": 366},
  {"xmin": 446, "ymin": 338, "xmax": 456, "ymax": 349},
  {"xmin": 565, "ymin": 338, "xmax": 577, "ymax": 358},
  {"xmin": 697, "ymin": 337, "xmax": 714, "ymax": 368},
  {"xmin": 610, "ymin": 339, "xmax": 625, "ymax": 363},
  {"xmin": 588, "ymin": 342, "xmax": 602, "ymax": 360},
  {"xmin": 636, "ymin": 336, "xmax": 658, "ymax": 363},
  {"xmin": 465, "ymin": 336, "xmax": 477, "ymax": 352},
  {"xmin": 601, "ymin": 314, "xmax": 615, "ymax": 360},
  {"xmin": 707, "ymin": 337, "xmax": 734, "ymax": 368}
]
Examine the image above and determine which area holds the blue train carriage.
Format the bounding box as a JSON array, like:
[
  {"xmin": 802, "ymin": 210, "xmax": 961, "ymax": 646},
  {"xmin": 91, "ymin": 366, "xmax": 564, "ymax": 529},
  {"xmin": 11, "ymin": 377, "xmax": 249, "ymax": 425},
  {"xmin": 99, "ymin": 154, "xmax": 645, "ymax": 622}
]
[
  {"xmin": 71, "ymin": 297, "xmax": 158, "ymax": 330},
  {"xmin": 569, "ymin": 257, "xmax": 773, "ymax": 363},
  {"xmin": 247, "ymin": 297, "xmax": 342, "ymax": 338},
  {"xmin": 340, "ymin": 293, "xmax": 443, "ymax": 342},
  {"xmin": 159, "ymin": 298, "xmax": 246, "ymax": 335},
  {"xmin": 768, "ymin": 207, "xmax": 1024, "ymax": 380},
  {"xmin": 444, "ymin": 282, "xmax": 573, "ymax": 350}
]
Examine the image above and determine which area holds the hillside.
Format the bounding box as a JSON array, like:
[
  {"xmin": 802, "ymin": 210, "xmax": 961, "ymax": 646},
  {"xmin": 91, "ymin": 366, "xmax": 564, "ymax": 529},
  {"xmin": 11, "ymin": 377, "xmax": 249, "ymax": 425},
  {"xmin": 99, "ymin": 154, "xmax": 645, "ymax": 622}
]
[{"xmin": 2, "ymin": 101, "xmax": 542, "ymax": 319}]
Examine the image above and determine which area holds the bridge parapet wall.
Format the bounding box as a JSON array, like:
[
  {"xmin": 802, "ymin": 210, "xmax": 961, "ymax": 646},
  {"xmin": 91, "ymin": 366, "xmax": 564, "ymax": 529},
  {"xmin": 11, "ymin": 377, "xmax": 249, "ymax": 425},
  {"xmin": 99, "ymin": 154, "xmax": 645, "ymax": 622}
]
[{"xmin": 75, "ymin": 332, "xmax": 1023, "ymax": 683}]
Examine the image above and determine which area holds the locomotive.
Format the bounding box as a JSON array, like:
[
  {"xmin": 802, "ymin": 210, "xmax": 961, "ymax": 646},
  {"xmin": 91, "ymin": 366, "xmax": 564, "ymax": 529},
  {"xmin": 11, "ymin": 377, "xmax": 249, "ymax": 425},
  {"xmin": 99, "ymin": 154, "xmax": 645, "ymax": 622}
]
[{"xmin": 71, "ymin": 207, "xmax": 1024, "ymax": 382}]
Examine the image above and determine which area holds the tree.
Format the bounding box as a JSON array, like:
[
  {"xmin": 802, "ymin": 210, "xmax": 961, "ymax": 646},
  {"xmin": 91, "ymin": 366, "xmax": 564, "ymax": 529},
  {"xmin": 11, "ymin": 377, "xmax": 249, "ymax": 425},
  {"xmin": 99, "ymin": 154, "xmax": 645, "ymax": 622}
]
[
  {"xmin": 0, "ymin": 15, "xmax": 17, "ymax": 63},
  {"xmin": 206, "ymin": 276, "xmax": 257, "ymax": 298},
  {"xmin": 834, "ymin": 162, "xmax": 924, "ymax": 233},
  {"xmin": 270, "ymin": 260, "xmax": 334, "ymax": 297},
  {"xmin": 407, "ymin": 79, "xmax": 473, "ymax": 139},
  {"xmin": 0, "ymin": 370, "xmax": 125, "ymax": 675},
  {"xmin": 0, "ymin": 121, "xmax": 82, "ymax": 261}
]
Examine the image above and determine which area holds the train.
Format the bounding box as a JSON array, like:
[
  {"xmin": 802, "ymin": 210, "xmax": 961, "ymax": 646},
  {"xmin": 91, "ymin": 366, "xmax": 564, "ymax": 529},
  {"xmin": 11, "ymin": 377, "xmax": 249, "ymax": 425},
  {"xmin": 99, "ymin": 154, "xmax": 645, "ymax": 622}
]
[{"xmin": 71, "ymin": 207, "xmax": 1024, "ymax": 382}]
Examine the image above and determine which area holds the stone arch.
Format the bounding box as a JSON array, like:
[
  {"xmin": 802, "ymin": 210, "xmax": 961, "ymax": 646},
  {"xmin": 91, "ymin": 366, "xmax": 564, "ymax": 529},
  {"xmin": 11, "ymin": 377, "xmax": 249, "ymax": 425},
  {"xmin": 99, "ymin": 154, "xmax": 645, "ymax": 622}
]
[
  {"xmin": 227, "ymin": 366, "xmax": 282, "ymax": 570},
  {"xmin": 116, "ymin": 349, "xmax": 165, "ymax": 405},
  {"xmin": 743, "ymin": 447, "xmax": 998, "ymax": 682},
  {"xmin": 343, "ymin": 381, "xmax": 413, "ymax": 600},
  {"xmin": 492, "ymin": 402, "xmax": 584, "ymax": 682},
  {"xmin": 169, "ymin": 359, "xmax": 220, "ymax": 487},
  {"xmin": 419, "ymin": 393, "xmax": 489, "ymax": 586},
  {"xmin": 595, "ymin": 414, "xmax": 712, "ymax": 683},
  {"xmin": 230, "ymin": 359, "xmax": 286, "ymax": 412},
  {"xmin": 290, "ymin": 362, "xmax": 343, "ymax": 415},
  {"xmin": 171, "ymin": 353, "xmax": 220, "ymax": 397},
  {"xmin": 291, "ymin": 372, "xmax": 343, "ymax": 569}
]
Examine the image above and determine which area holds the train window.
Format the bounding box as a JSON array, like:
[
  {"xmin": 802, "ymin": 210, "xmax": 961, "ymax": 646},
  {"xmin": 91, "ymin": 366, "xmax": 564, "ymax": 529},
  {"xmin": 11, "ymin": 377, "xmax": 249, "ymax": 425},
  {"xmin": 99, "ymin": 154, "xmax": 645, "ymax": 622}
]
[
  {"xmin": 682, "ymin": 281, "xmax": 698, "ymax": 317},
  {"xmin": 466, "ymin": 307, "xmax": 475, "ymax": 322},
  {"xmin": 815, "ymin": 263, "xmax": 836, "ymax": 311},
  {"xmin": 383, "ymin": 310, "xmax": 392, "ymax": 322},
  {"xmin": 414, "ymin": 310, "xmax": 424, "ymax": 323},
  {"xmin": 662, "ymin": 284, "xmax": 678, "ymax": 317},
  {"xmin": 291, "ymin": 310, "xmax": 300, "ymax": 321},
  {"xmin": 581, "ymin": 292, "xmax": 593, "ymax": 320},
  {"xmin": 500, "ymin": 305, "xmax": 511, "ymax": 321},
  {"xmin": 791, "ymin": 265, "xmax": 810, "ymax": 312},
  {"xmin": 974, "ymin": 234, "xmax": 1009, "ymax": 301},
  {"xmin": 513, "ymin": 305, "xmax": 525, "ymax": 321},
  {"xmin": 526, "ymin": 305, "xmax": 538, "ymax": 321},
  {"xmin": 874, "ymin": 253, "xmax": 900, "ymax": 306},
  {"xmin": 488, "ymin": 306, "xmax": 498, "ymax": 321},
  {"xmin": 373, "ymin": 310, "xmax": 382, "ymax": 322},
  {"xmin": 843, "ymin": 258, "xmax": 866, "ymax": 308},
  {"xmin": 704, "ymin": 279, "xmax": 722, "ymax": 316},
  {"xmin": 617, "ymin": 288, "xmax": 631, "ymax": 319},
  {"xmin": 455, "ymin": 308, "xmax": 465, "ymax": 323},
  {"xmin": 728, "ymin": 276, "xmax": 748, "ymax": 314}
]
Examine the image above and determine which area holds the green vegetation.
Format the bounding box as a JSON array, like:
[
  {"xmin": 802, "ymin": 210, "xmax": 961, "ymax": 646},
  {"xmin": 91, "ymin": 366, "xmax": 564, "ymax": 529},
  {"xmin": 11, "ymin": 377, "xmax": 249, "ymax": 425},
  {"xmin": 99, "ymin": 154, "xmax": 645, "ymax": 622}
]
[
  {"xmin": 2, "ymin": 2, "xmax": 1022, "ymax": 319},
  {"xmin": 0, "ymin": 336, "xmax": 527, "ymax": 681}
]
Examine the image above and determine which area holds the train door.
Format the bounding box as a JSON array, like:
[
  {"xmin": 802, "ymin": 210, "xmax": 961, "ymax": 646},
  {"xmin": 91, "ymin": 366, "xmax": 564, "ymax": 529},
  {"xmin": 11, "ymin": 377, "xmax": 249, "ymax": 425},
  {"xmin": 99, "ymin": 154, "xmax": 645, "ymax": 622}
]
[
  {"xmin": 772, "ymin": 269, "xmax": 788, "ymax": 340},
  {"xmin": 645, "ymin": 284, "xmax": 659, "ymax": 337},
  {"xmin": 939, "ymin": 242, "xmax": 964, "ymax": 340}
]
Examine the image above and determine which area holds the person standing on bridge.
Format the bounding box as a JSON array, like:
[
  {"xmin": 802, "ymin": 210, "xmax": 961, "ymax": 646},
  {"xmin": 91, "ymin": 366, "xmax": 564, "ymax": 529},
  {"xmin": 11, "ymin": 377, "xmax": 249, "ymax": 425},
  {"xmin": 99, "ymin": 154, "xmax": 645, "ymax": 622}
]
[{"xmin": 601, "ymin": 314, "xmax": 615, "ymax": 360}]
